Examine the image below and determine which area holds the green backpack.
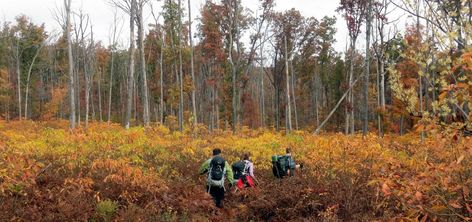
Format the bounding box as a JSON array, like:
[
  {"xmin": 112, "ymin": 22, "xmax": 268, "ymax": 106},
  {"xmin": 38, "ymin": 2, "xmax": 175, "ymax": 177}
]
[{"xmin": 272, "ymin": 155, "xmax": 289, "ymax": 178}]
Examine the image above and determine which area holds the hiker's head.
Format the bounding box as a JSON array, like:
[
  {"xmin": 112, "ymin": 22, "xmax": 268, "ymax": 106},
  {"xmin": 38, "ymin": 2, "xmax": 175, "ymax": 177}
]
[
  {"xmin": 212, "ymin": 148, "xmax": 221, "ymax": 156},
  {"xmin": 243, "ymin": 153, "xmax": 249, "ymax": 160},
  {"xmin": 286, "ymin": 147, "xmax": 292, "ymax": 154}
]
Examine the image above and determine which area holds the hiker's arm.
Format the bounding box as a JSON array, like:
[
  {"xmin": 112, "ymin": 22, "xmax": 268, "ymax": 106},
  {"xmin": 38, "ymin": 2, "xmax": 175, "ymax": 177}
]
[
  {"xmin": 291, "ymin": 158, "xmax": 303, "ymax": 169},
  {"xmin": 199, "ymin": 159, "xmax": 210, "ymax": 175},
  {"xmin": 248, "ymin": 163, "xmax": 259, "ymax": 184},
  {"xmin": 289, "ymin": 157, "xmax": 297, "ymax": 169},
  {"xmin": 225, "ymin": 161, "xmax": 234, "ymax": 185},
  {"xmin": 248, "ymin": 162, "xmax": 255, "ymax": 178}
]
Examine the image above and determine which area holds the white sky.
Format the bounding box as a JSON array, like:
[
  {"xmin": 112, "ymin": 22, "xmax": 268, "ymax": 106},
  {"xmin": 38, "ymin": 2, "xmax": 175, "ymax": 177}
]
[{"xmin": 0, "ymin": 0, "xmax": 408, "ymax": 52}]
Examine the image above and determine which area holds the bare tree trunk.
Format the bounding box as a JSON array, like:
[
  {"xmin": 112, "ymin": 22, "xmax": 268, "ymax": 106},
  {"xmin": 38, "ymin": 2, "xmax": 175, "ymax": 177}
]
[
  {"xmin": 273, "ymin": 50, "xmax": 280, "ymax": 130},
  {"xmin": 379, "ymin": 53, "xmax": 386, "ymax": 136},
  {"xmin": 24, "ymin": 44, "xmax": 43, "ymax": 119},
  {"xmin": 91, "ymin": 76, "xmax": 96, "ymax": 120},
  {"xmin": 216, "ymin": 82, "xmax": 220, "ymax": 129},
  {"xmin": 75, "ymin": 23, "xmax": 82, "ymax": 126},
  {"xmin": 65, "ymin": 0, "xmax": 75, "ymax": 129},
  {"xmin": 177, "ymin": 0, "xmax": 184, "ymax": 131},
  {"xmin": 137, "ymin": 3, "xmax": 150, "ymax": 126},
  {"xmin": 347, "ymin": 38, "xmax": 356, "ymax": 134},
  {"xmin": 314, "ymin": 77, "xmax": 360, "ymax": 134},
  {"xmin": 284, "ymin": 35, "xmax": 292, "ymax": 134},
  {"xmin": 312, "ymin": 63, "xmax": 318, "ymax": 127},
  {"xmin": 363, "ymin": 0, "xmax": 372, "ymax": 136},
  {"xmin": 85, "ymin": 66, "xmax": 90, "ymax": 128},
  {"xmin": 108, "ymin": 50, "xmax": 114, "ymax": 123},
  {"xmin": 98, "ymin": 67, "xmax": 102, "ymax": 122},
  {"xmin": 85, "ymin": 25, "xmax": 95, "ymax": 129},
  {"xmin": 125, "ymin": 0, "xmax": 136, "ymax": 129},
  {"xmin": 76, "ymin": 53, "xmax": 81, "ymax": 126},
  {"xmin": 6, "ymin": 64, "xmax": 11, "ymax": 121},
  {"xmin": 226, "ymin": 1, "xmax": 241, "ymax": 132},
  {"xmin": 373, "ymin": 1, "xmax": 387, "ymax": 136},
  {"xmin": 211, "ymin": 84, "xmax": 215, "ymax": 130},
  {"xmin": 229, "ymin": 31, "xmax": 237, "ymax": 132},
  {"xmin": 259, "ymin": 42, "xmax": 265, "ymax": 128},
  {"xmin": 416, "ymin": 1, "xmax": 425, "ymax": 141},
  {"xmin": 120, "ymin": 77, "xmax": 125, "ymax": 124},
  {"xmin": 15, "ymin": 41, "xmax": 21, "ymax": 121},
  {"xmin": 376, "ymin": 49, "xmax": 381, "ymax": 135},
  {"xmin": 133, "ymin": 75, "xmax": 138, "ymax": 122},
  {"xmin": 159, "ymin": 31, "xmax": 165, "ymax": 124},
  {"xmin": 107, "ymin": 11, "xmax": 119, "ymax": 123},
  {"xmin": 290, "ymin": 60, "xmax": 298, "ymax": 130},
  {"xmin": 188, "ymin": 0, "xmax": 197, "ymax": 126}
]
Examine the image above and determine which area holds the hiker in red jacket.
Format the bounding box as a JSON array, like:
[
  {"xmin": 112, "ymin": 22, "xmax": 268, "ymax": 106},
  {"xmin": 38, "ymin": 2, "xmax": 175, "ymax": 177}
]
[{"xmin": 232, "ymin": 153, "xmax": 258, "ymax": 190}]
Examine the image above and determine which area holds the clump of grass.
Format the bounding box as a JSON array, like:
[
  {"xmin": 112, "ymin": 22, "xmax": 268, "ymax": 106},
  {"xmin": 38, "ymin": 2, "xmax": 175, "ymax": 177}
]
[{"xmin": 95, "ymin": 199, "xmax": 118, "ymax": 222}]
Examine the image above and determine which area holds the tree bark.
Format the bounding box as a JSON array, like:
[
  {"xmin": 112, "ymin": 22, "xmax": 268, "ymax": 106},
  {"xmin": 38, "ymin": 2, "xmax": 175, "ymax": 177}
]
[
  {"xmin": 363, "ymin": 0, "xmax": 372, "ymax": 136},
  {"xmin": 108, "ymin": 49, "xmax": 114, "ymax": 123},
  {"xmin": 346, "ymin": 38, "xmax": 356, "ymax": 134},
  {"xmin": 15, "ymin": 41, "xmax": 21, "ymax": 121},
  {"xmin": 177, "ymin": 0, "xmax": 184, "ymax": 131},
  {"xmin": 274, "ymin": 50, "xmax": 280, "ymax": 130},
  {"xmin": 284, "ymin": 35, "xmax": 292, "ymax": 134},
  {"xmin": 24, "ymin": 44, "xmax": 43, "ymax": 119},
  {"xmin": 416, "ymin": 1, "xmax": 425, "ymax": 141},
  {"xmin": 159, "ymin": 31, "xmax": 165, "ymax": 124},
  {"xmin": 259, "ymin": 38, "xmax": 265, "ymax": 128},
  {"xmin": 290, "ymin": 60, "xmax": 298, "ymax": 130},
  {"xmin": 65, "ymin": 0, "xmax": 75, "ymax": 129},
  {"xmin": 228, "ymin": 17, "xmax": 238, "ymax": 132},
  {"xmin": 125, "ymin": 0, "xmax": 136, "ymax": 129},
  {"xmin": 107, "ymin": 11, "xmax": 119, "ymax": 123},
  {"xmin": 188, "ymin": 0, "xmax": 197, "ymax": 126},
  {"xmin": 85, "ymin": 25, "xmax": 95, "ymax": 129},
  {"xmin": 137, "ymin": 3, "xmax": 150, "ymax": 126},
  {"xmin": 98, "ymin": 67, "xmax": 102, "ymax": 122}
]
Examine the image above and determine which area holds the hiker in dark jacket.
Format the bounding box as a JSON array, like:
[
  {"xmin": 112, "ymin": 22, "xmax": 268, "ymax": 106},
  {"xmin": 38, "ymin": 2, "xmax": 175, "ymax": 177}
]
[
  {"xmin": 284, "ymin": 148, "xmax": 300, "ymax": 176},
  {"xmin": 232, "ymin": 153, "xmax": 258, "ymax": 190},
  {"xmin": 272, "ymin": 147, "xmax": 303, "ymax": 178},
  {"xmin": 199, "ymin": 148, "xmax": 234, "ymax": 208}
]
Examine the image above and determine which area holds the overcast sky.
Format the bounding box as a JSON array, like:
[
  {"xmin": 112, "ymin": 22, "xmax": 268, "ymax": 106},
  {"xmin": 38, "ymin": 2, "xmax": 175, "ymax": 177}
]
[{"xmin": 1, "ymin": 0, "xmax": 406, "ymax": 52}]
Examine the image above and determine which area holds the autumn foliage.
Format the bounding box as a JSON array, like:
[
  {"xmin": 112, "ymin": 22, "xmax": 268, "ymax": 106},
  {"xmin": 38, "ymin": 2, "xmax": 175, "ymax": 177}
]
[{"xmin": 0, "ymin": 121, "xmax": 470, "ymax": 221}]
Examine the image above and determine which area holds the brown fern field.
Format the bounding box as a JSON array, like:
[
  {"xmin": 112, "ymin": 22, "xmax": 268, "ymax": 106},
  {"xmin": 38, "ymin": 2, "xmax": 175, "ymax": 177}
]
[{"xmin": 0, "ymin": 120, "xmax": 470, "ymax": 221}]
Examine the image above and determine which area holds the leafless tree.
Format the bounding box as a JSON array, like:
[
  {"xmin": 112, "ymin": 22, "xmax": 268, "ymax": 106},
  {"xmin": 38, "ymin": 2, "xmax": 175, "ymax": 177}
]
[
  {"xmin": 109, "ymin": 0, "xmax": 137, "ymax": 129},
  {"xmin": 107, "ymin": 9, "xmax": 123, "ymax": 123},
  {"xmin": 188, "ymin": 0, "xmax": 197, "ymax": 126},
  {"xmin": 135, "ymin": 0, "xmax": 151, "ymax": 126},
  {"xmin": 65, "ymin": 0, "xmax": 75, "ymax": 129},
  {"xmin": 284, "ymin": 34, "xmax": 292, "ymax": 134}
]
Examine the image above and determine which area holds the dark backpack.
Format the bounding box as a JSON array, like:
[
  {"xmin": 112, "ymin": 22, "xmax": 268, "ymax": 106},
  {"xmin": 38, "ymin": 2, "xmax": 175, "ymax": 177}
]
[
  {"xmin": 207, "ymin": 156, "xmax": 226, "ymax": 187},
  {"xmin": 272, "ymin": 155, "xmax": 291, "ymax": 178},
  {"xmin": 232, "ymin": 160, "xmax": 249, "ymax": 180}
]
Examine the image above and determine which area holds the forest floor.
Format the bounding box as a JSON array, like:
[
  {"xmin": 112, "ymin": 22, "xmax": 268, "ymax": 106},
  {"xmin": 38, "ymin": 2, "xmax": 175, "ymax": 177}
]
[{"xmin": 0, "ymin": 120, "xmax": 471, "ymax": 221}]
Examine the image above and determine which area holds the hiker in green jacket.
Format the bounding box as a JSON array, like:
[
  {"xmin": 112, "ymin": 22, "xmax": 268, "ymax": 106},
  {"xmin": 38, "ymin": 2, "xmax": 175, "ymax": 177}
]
[{"xmin": 199, "ymin": 148, "xmax": 234, "ymax": 208}]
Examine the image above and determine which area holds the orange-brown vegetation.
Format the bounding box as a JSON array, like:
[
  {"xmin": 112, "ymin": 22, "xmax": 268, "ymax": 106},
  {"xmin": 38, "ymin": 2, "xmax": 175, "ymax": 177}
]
[{"xmin": 0, "ymin": 121, "xmax": 470, "ymax": 221}]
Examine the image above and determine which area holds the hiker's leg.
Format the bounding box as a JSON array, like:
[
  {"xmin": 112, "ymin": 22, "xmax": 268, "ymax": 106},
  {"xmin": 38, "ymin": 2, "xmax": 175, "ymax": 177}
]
[
  {"xmin": 246, "ymin": 175, "xmax": 255, "ymax": 187},
  {"xmin": 213, "ymin": 187, "xmax": 225, "ymax": 208},
  {"xmin": 208, "ymin": 186, "xmax": 224, "ymax": 207},
  {"xmin": 207, "ymin": 186, "xmax": 218, "ymax": 206}
]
